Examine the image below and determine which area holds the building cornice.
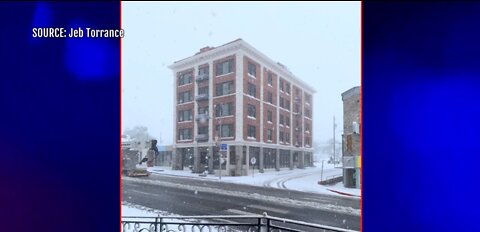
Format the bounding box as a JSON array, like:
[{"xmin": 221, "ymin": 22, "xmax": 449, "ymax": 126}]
[
  {"xmin": 168, "ymin": 42, "xmax": 241, "ymax": 71},
  {"xmin": 238, "ymin": 41, "xmax": 316, "ymax": 94},
  {"xmin": 168, "ymin": 39, "xmax": 316, "ymax": 94},
  {"xmin": 341, "ymin": 86, "xmax": 360, "ymax": 100}
]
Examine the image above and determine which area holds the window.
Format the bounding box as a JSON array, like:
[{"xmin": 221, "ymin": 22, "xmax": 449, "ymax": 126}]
[
  {"xmin": 178, "ymin": 72, "xmax": 192, "ymax": 86},
  {"xmin": 248, "ymin": 125, "xmax": 256, "ymax": 138},
  {"xmin": 247, "ymin": 104, "xmax": 256, "ymax": 118},
  {"xmin": 215, "ymin": 103, "xmax": 234, "ymax": 117},
  {"xmin": 198, "ymin": 66, "xmax": 209, "ymax": 75},
  {"xmin": 178, "ymin": 110, "xmax": 192, "ymax": 122},
  {"xmin": 305, "ymin": 94, "xmax": 312, "ymax": 104},
  {"xmin": 248, "ymin": 62, "xmax": 256, "ymax": 77},
  {"xmin": 178, "ymin": 91, "xmax": 192, "ymax": 103},
  {"xmin": 198, "ymin": 86, "xmax": 209, "ymax": 95},
  {"xmin": 216, "ymin": 124, "xmax": 234, "ymax": 137},
  {"xmin": 305, "ymin": 109, "xmax": 311, "ymax": 118},
  {"xmin": 198, "ymin": 106, "xmax": 208, "ymax": 115},
  {"xmin": 279, "ymin": 131, "xmax": 284, "ymax": 142},
  {"xmin": 279, "ymin": 79, "xmax": 284, "ymax": 91},
  {"xmin": 347, "ymin": 134, "xmax": 353, "ymax": 152},
  {"xmin": 285, "ymin": 83, "xmax": 290, "ymax": 94},
  {"xmin": 285, "ymin": 133, "xmax": 290, "ymax": 143},
  {"xmin": 279, "ymin": 98, "xmax": 290, "ymax": 110},
  {"xmin": 279, "ymin": 114, "xmax": 284, "ymax": 125},
  {"xmin": 286, "ymin": 116, "xmax": 290, "ymax": 127},
  {"xmin": 267, "ymin": 110, "xmax": 272, "ymax": 122},
  {"xmin": 267, "ymin": 129, "xmax": 272, "ymax": 141},
  {"xmin": 216, "ymin": 81, "xmax": 234, "ymax": 96},
  {"xmin": 229, "ymin": 149, "xmax": 236, "ymax": 164},
  {"xmin": 305, "ymin": 137, "xmax": 311, "ymax": 147},
  {"xmin": 295, "ymin": 120, "xmax": 300, "ymax": 128},
  {"xmin": 305, "ymin": 122, "xmax": 311, "ymax": 132},
  {"xmin": 267, "ymin": 92, "xmax": 273, "ymax": 104},
  {"xmin": 295, "ymin": 88, "xmax": 300, "ymax": 96},
  {"xmin": 178, "ymin": 128, "xmax": 192, "ymax": 140},
  {"xmin": 247, "ymin": 83, "xmax": 256, "ymax": 97},
  {"xmin": 267, "ymin": 73, "xmax": 273, "ymax": 86},
  {"xmin": 294, "ymin": 104, "xmax": 299, "ymax": 113},
  {"xmin": 198, "ymin": 126, "xmax": 208, "ymax": 135},
  {"xmin": 216, "ymin": 59, "xmax": 234, "ymax": 76}
]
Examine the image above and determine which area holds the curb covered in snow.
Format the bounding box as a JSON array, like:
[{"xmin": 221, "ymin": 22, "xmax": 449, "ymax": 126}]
[{"xmin": 326, "ymin": 188, "xmax": 361, "ymax": 198}]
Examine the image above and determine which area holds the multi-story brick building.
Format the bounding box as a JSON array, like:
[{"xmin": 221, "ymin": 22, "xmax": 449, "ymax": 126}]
[
  {"xmin": 341, "ymin": 86, "xmax": 361, "ymax": 188},
  {"xmin": 168, "ymin": 39, "xmax": 315, "ymax": 176}
]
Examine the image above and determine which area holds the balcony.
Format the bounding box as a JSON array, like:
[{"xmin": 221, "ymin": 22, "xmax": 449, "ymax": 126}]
[
  {"xmin": 195, "ymin": 73, "xmax": 209, "ymax": 82},
  {"xmin": 195, "ymin": 93, "xmax": 209, "ymax": 101},
  {"xmin": 196, "ymin": 134, "xmax": 209, "ymax": 142},
  {"xmin": 195, "ymin": 114, "xmax": 210, "ymax": 123}
]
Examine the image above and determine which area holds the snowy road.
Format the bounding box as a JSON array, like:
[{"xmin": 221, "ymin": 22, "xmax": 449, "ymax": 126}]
[
  {"xmin": 146, "ymin": 163, "xmax": 358, "ymax": 197},
  {"xmin": 262, "ymin": 167, "xmax": 341, "ymax": 190},
  {"xmin": 122, "ymin": 174, "xmax": 360, "ymax": 231}
]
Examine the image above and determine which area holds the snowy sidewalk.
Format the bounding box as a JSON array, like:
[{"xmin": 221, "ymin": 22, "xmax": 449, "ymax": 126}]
[{"xmin": 146, "ymin": 162, "xmax": 361, "ymax": 198}]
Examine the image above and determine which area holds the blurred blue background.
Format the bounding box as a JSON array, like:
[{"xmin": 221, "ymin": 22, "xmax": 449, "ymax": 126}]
[
  {"xmin": 363, "ymin": 2, "xmax": 480, "ymax": 231},
  {"xmin": 0, "ymin": 2, "xmax": 120, "ymax": 231}
]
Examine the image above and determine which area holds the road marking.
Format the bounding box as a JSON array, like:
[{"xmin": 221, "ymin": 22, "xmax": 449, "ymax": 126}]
[
  {"xmin": 247, "ymin": 205, "xmax": 289, "ymax": 214},
  {"xmin": 123, "ymin": 177, "xmax": 361, "ymax": 216}
]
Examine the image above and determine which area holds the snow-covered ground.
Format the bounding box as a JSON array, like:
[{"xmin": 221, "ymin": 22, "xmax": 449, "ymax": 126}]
[
  {"xmin": 122, "ymin": 203, "xmax": 251, "ymax": 232},
  {"xmin": 146, "ymin": 161, "xmax": 361, "ymax": 198},
  {"xmin": 122, "ymin": 202, "xmax": 167, "ymax": 217},
  {"xmin": 122, "ymin": 202, "xmax": 164, "ymax": 231}
]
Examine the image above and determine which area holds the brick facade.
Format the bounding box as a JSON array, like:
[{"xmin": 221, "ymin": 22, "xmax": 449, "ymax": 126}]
[{"xmin": 169, "ymin": 39, "xmax": 315, "ymax": 176}]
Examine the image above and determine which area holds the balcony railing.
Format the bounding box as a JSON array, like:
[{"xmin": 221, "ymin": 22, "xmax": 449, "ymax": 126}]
[
  {"xmin": 122, "ymin": 213, "xmax": 358, "ymax": 232},
  {"xmin": 195, "ymin": 114, "xmax": 210, "ymax": 123},
  {"xmin": 196, "ymin": 73, "xmax": 209, "ymax": 82},
  {"xmin": 195, "ymin": 93, "xmax": 209, "ymax": 101},
  {"xmin": 195, "ymin": 134, "xmax": 209, "ymax": 142}
]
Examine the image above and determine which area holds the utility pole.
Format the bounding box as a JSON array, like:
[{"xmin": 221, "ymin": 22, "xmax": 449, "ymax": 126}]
[
  {"xmin": 333, "ymin": 116, "xmax": 337, "ymax": 168},
  {"xmin": 321, "ymin": 160, "xmax": 324, "ymax": 181}
]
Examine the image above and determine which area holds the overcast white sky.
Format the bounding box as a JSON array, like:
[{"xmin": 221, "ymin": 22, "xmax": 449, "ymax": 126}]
[{"xmin": 122, "ymin": 2, "xmax": 360, "ymax": 144}]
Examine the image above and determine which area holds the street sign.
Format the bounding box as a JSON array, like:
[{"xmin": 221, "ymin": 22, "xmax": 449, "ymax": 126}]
[
  {"xmin": 220, "ymin": 143, "xmax": 227, "ymax": 151},
  {"xmin": 251, "ymin": 157, "xmax": 257, "ymax": 178}
]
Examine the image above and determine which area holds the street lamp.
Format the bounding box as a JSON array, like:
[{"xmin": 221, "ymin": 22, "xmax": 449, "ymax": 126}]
[
  {"xmin": 214, "ymin": 104, "xmax": 224, "ymax": 179},
  {"xmin": 268, "ymin": 151, "xmax": 272, "ymax": 169},
  {"xmin": 187, "ymin": 148, "xmax": 193, "ymax": 172},
  {"xmin": 201, "ymin": 151, "xmax": 209, "ymax": 176}
]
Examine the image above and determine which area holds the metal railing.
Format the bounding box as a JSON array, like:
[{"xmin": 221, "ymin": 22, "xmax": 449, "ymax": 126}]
[
  {"xmin": 195, "ymin": 114, "xmax": 210, "ymax": 122},
  {"xmin": 122, "ymin": 213, "xmax": 358, "ymax": 232},
  {"xmin": 195, "ymin": 134, "xmax": 209, "ymax": 142},
  {"xmin": 195, "ymin": 94, "xmax": 209, "ymax": 101},
  {"xmin": 196, "ymin": 74, "xmax": 209, "ymax": 82}
]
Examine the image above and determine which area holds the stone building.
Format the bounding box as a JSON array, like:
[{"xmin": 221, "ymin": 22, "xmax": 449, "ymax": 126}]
[
  {"xmin": 341, "ymin": 86, "xmax": 361, "ymax": 188},
  {"xmin": 168, "ymin": 39, "xmax": 315, "ymax": 176}
]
